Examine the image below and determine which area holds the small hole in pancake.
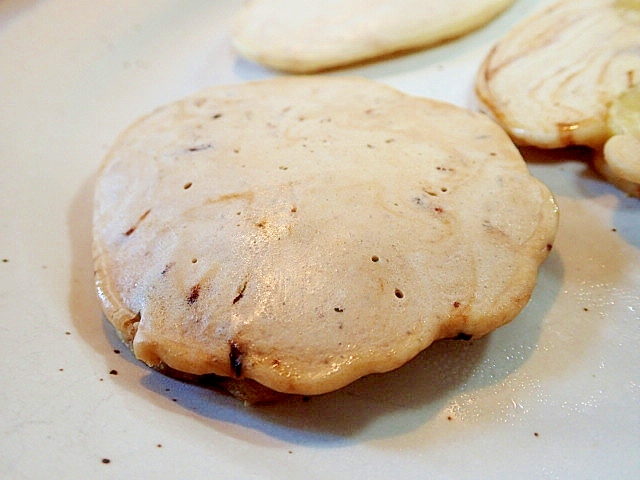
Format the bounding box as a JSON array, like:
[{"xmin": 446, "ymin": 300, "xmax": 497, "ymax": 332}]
[
  {"xmin": 183, "ymin": 182, "xmax": 192, "ymax": 190},
  {"xmin": 371, "ymin": 255, "xmax": 379, "ymax": 262},
  {"xmin": 191, "ymin": 258, "xmax": 197, "ymax": 264},
  {"xmin": 394, "ymin": 289, "xmax": 404, "ymax": 299},
  {"xmin": 441, "ymin": 187, "xmax": 448, "ymax": 193}
]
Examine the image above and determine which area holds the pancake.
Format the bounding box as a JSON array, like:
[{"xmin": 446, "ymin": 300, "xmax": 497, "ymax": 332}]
[
  {"xmin": 594, "ymin": 84, "xmax": 640, "ymax": 197},
  {"xmin": 93, "ymin": 76, "xmax": 558, "ymax": 403},
  {"xmin": 231, "ymin": 0, "xmax": 515, "ymax": 73},
  {"xmin": 476, "ymin": 0, "xmax": 640, "ymax": 150},
  {"xmin": 593, "ymin": 134, "xmax": 640, "ymax": 197}
]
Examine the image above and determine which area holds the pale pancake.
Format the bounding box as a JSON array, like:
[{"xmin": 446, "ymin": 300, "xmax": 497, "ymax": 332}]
[
  {"xmin": 593, "ymin": 134, "xmax": 640, "ymax": 197},
  {"xmin": 595, "ymin": 84, "xmax": 640, "ymax": 197},
  {"xmin": 476, "ymin": 0, "xmax": 640, "ymax": 149},
  {"xmin": 231, "ymin": 0, "xmax": 515, "ymax": 73},
  {"xmin": 93, "ymin": 77, "xmax": 558, "ymax": 400}
]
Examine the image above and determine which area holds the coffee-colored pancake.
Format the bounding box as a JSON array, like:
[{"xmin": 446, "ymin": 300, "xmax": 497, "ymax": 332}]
[
  {"xmin": 231, "ymin": 0, "xmax": 515, "ymax": 73},
  {"xmin": 477, "ymin": 0, "xmax": 640, "ymax": 150},
  {"xmin": 93, "ymin": 77, "xmax": 558, "ymax": 401}
]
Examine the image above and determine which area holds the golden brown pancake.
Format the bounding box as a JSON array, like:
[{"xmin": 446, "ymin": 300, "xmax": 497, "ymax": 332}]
[{"xmin": 477, "ymin": 0, "xmax": 640, "ymax": 149}]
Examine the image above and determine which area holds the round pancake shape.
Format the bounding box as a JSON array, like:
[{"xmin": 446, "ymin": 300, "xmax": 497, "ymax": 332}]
[
  {"xmin": 476, "ymin": 0, "xmax": 640, "ymax": 149},
  {"xmin": 231, "ymin": 0, "xmax": 515, "ymax": 73},
  {"xmin": 93, "ymin": 77, "xmax": 558, "ymax": 398}
]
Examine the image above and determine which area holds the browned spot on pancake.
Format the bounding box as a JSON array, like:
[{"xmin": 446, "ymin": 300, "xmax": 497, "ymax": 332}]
[
  {"xmin": 124, "ymin": 209, "xmax": 151, "ymax": 236},
  {"xmin": 187, "ymin": 284, "xmax": 201, "ymax": 304},
  {"xmin": 454, "ymin": 332, "xmax": 473, "ymax": 341},
  {"xmin": 233, "ymin": 281, "xmax": 248, "ymax": 304},
  {"xmin": 188, "ymin": 143, "xmax": 213, "ymax": 152},
  {"xmin": 161, "ymin": 262, "xmax": 175, "ymax": 275},
  {"xmin": 229, "ymin": 341, "xmax": 244, "ymax": 378},
  {"xmin": 207, "ymin": 191, "xmax": 255, "ymax": 204}
]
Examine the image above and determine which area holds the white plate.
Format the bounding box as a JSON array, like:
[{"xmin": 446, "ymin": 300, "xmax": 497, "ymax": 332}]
[{"xmin": 1, "ymin": 1, "xmax": 639, "ymax": 479}]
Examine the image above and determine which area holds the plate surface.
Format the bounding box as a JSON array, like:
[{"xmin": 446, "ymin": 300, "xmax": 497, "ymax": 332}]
[{"xmin": 1, "ymin": 1, "xmax": 638, "ymax": 479}]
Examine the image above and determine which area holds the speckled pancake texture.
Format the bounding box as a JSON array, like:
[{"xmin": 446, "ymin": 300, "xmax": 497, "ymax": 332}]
[{"xmin": 93, "ymin": 77, "xmax": 558, "ymax": 401}]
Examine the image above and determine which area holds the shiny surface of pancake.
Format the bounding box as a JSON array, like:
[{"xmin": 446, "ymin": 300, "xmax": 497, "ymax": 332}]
[
  {"xmin": 231, "ymin": 0, "xmax": 515, "ymax": 73},
  {"xmin": 93, "ymin": 77, "xmax": 558, "ymax": 397},
  {"xmin": 476, "ymin": 0, "xmax": 640, "ymax": 149}
]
